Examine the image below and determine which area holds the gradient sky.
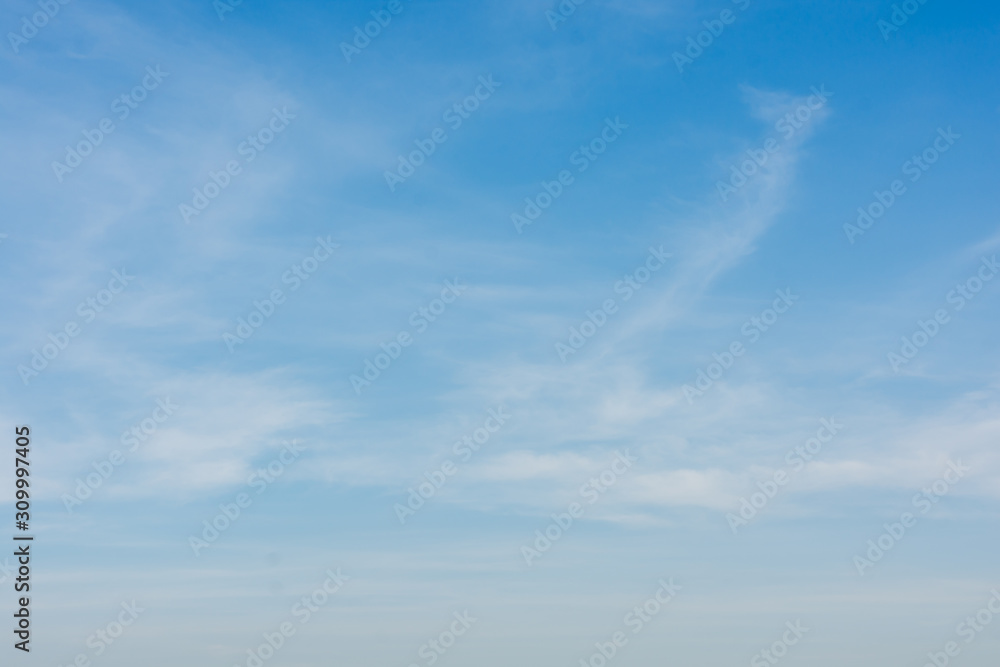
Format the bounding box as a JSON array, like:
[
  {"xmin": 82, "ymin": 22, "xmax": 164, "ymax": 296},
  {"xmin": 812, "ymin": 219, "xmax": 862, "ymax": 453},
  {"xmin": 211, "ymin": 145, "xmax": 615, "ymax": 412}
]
[{"xmin": 1, "ymin": 0, "xmax": 999, "ymax": 665}]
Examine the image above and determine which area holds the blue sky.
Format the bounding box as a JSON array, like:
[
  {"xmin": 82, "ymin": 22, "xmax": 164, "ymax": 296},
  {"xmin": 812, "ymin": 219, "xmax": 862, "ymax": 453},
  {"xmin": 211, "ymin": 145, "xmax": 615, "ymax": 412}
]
[{"xmin": 2, "ymin": 0, "xmax": 1000, "ymax": 665}]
